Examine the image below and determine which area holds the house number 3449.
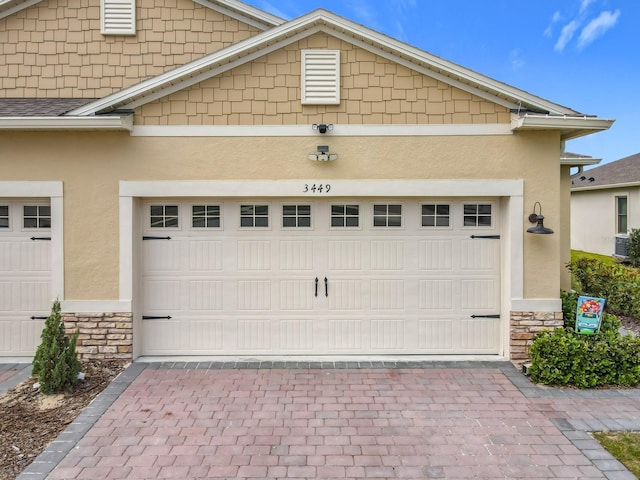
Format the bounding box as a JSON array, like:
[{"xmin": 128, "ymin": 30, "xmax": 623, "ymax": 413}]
[{"xmin": 303, "ymin": 183, "xmax": 331, "ymax": 193}]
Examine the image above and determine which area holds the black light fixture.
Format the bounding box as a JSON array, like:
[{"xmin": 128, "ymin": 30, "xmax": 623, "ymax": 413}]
[
  {"xmin": 312, "ymin": 123, "xmax": 333, "ymax": 134},
  {"xmin": 527, "ymin": 201, "xmax": 554, "ymax": 234}
]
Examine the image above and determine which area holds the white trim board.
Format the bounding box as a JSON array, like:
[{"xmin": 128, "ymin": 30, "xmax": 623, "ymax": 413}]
[
  {"xmin": 131, "ymin": 124, "xmax": 513, "ymax": 137},
  {"xmin": 120, "ymin": 179, "xmax": 524, "ymax": 198}
]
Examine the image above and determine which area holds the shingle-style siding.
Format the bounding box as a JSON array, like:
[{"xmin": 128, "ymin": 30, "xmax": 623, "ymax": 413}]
[
  {"xmin": 137, "ymin": 34, "xmax": 510, "ymax": 125},
  {"xmin": 0, "ymin": 0, "xmax": 261, "ymax": 98}
]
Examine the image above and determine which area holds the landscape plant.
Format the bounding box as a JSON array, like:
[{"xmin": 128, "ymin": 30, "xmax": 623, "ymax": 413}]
[
  {"xmin": 628, "ymin": 228, "xmax": 640, "ymax": 268},
  {"xmin": 32, "ymin": 300, "xmax": 82, "ymax": 394}
]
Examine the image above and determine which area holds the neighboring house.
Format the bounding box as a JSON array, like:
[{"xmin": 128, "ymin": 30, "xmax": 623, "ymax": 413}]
[
  {"xmin": 0, "ymin": 0, "xmax": 613, "ymax": 364},
  {"xmin": 571, "ymin": 153, "xmax": 640, "ymax": 256}
]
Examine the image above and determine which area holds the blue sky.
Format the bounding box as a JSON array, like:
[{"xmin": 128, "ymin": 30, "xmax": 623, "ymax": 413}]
[{"xmin": 243, "ymin": 0, "xmax": 639, "ymax": 166}]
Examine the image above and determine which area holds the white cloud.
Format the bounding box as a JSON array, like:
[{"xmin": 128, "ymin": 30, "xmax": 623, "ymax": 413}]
[
  {"xmin": 391, "ymin": 0, "xmax": 417, "ymax": 11},
  {"xmin": 509, "ymin": 49, "xmax": 525, "ymax": 70},
  {"xmin": 554, "ymin": 20, "xmax": 579, "ymax": 52},
  {"xmin": 578, "ymin": 9, "xmax": 621, "ymax": 50},
  {"xmin": 552, "ymin": 11, "xmax": 562, "ymax": 23},
  {"xmin": 580, "ymin": 0, "xmax": 596, "ymax": 14},
  {"xmin": 255, "ymin": 1, "xmax": 290, "ymax": 19}
]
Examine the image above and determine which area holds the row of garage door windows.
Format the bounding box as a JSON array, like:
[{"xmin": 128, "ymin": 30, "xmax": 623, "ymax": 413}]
[
  {"xmin": 0, "ymin": 205, "xmax": 51, "ymax": 229},
  {"xmin": 149, "ymin": 203, "xmax": 494, "ymax": 230}
]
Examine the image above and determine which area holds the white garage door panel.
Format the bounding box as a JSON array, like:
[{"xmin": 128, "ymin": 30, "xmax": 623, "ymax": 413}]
[
  {"xmin": 141, "ymin": 199, "xmax": 502, "ymax": 356},
  {"xmin": 0, "ymin": 201, "xmax": 52, "ymax": 357}
]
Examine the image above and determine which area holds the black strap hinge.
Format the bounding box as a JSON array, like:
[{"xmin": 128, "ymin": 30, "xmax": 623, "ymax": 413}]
[
  {"xmin": 470, "ymin": 235, "xmax": 500, "ymax": 239},
  {"xmin": 143, "ymin": 236, "xmax": 172, "ymax": 240},
  {"xmin": 470, "ymin": 314, "xmax": 500, "ymax": 319},
  {"xmin": 142, "ymin": 315, "xmax": 172, "ymax": 320}
]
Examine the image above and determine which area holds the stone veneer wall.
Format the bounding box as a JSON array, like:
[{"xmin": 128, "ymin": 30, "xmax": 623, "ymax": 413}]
[
  {"xmin": 63, "ymin": 312, "xmax": 133, "ymax": 361},
  {"xmin": 510, "ymin": 311, "xmax": 564, "ymax": 365}
]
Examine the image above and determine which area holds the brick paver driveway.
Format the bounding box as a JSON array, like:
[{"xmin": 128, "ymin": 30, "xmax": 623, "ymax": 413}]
[{"xmin": 20, "ymin": 361, "xmax": 640, "ymax": 479}]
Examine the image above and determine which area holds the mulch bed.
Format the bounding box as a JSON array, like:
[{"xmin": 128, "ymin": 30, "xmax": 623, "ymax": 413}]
[{"xmin": 0, "ymin": 360, "xmax": 126, "ymax": 480}]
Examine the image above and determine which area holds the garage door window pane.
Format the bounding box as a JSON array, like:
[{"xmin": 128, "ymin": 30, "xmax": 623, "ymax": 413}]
[
  {"xmin": 332, "ymin": 204, "xmax": 359, "ymax": 227},
  {"xmin": 150, "ymin": 205, "xmax": 179, "ymax": 228},
  {"xmin": 422, "ymin": 204, "xmax": 450, "ymax": 227},
  {"xmin": 283, "ymin": 205, "xmax": 311, "ymax": 228},
  {"xmin": 0, "ymin": 206, "xmax": 8, "ymax": 228},
  {"xmin": 464, "ymin": 204, "xmax": 492, "ymax": 227},
  {"xmin": 373, "ymin": 204, "xmax": 402, "ymax": 227},
  {"xmin": 192, "ymin": 205, "xmax": 221, "ymax": 228},
  {"xmin": 23, "ymin": 205, "xmax": 51, "ymax": 229},
  {"xmin": 241, "ymin": 205, "xmax": 269, "ymax": 227}
]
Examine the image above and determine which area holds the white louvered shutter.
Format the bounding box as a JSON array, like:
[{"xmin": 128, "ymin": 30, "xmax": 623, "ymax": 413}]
[
  {"xmin": 301, "ymin": 50, "xmax": 340, "ymax": 105},
  {"xmin": 101, "ymin": 0, "xmax": 136, "ymax": 35}
]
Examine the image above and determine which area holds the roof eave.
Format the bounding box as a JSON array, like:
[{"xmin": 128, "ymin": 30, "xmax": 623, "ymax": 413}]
[
  {"xmin": 0, "ymin": 0, "xmax": 42, "ymax": 19},
  {"xmin": 192, "ymin": 0, "xmax": 284, "ymax": 30},
  {"xmin": 511, "ymin": 113, "xmax": 614, "ymax": 141},
  {"xmin": 572, "ymin": 181, "xmax": 640, "ymax": 192},
  {"xmin": 560, "ymin": 156, "xmax": 602, "ymax": 167},
  {"xmin": 0, "ymin": 116, "xmax": 134, "ymax": 131}
]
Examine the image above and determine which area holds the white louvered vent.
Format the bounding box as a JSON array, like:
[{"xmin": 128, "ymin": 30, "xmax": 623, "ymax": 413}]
[
  {"xmin": 101, "ymin": 0, "xmax": 136, "ymax": 35},
  {"xmin": 301, "ymin": 50, "xmax": 340, "ymax": 105}
]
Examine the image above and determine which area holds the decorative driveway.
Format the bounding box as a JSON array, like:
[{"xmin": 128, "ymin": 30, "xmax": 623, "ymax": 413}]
[{"xmin": 14, "ymin": 361, "xmax": 640, "ymax": 480}]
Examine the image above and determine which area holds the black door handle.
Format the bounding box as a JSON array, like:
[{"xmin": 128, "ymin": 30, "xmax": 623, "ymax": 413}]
[
  {"xmin": 324, "ymin": 277, "xmax": 328, "ymax": 297},
  {"xmin": 315, "ymin": 277, "xmax": 318, "ymax": 297}
]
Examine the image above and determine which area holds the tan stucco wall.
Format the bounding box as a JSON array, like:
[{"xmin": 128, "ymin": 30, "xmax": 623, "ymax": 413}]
[
  {"xmin": 0, "ymin": 0, "xmax": 260, "ymax": 97},
  {"xmin": 560, "ymin": 166, "xmax": 572, "ymax": 290},
  {"xmin": 1, "ymin": 129, "xmax": 561, "ymax": 301},
  {"xmin": 137, "ymin": 33, "xmax": 511, "ymax": 126}
]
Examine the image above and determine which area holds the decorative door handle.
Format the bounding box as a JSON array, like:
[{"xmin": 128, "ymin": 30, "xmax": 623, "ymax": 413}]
[
  {"xmin": 324, "ymin": 277, "xmax": 328, "ymax": 297},
  {"xmin": 315, "ymin": 277, "xmax": 318, "ymax": 297}
]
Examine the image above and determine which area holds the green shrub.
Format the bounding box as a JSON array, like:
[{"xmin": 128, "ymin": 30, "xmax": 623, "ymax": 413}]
[
  {"xmin": 629, "ymin": 229, "xmax": 640, "ymax": 268},
  {"xmin": 569, "ymin": 258, "xmax": 640, "ymax": 317},
  {"xmin": 32, "ymin": 300, "xmax": 82, "ymax": 394},
  {"xmin": 530, "ymin": 290, "xmax": 640, "ymax": 388}
]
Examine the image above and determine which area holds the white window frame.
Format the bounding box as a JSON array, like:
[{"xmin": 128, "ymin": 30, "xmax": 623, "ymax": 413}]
[
  {"xmin": 420, "ymin": 202, "xmax": 452, "ymax": 229},
  {"xmin": 22, "ymin": 203, "xmax": 51, "ymax": 230},
  {"xmin": 462, "ymin": 202, "xmax": 494, "ymax": 229},
  {"xmin": 0, "ymin": 204, "xmax": 9, "ymax": 229},
  {"xmin": 191, "ymin": 204, "xmax": 223, "ymax": 230},
  {"xmin": 371, "ymin": 203, "xmax": 403, "ymax": 228},
  {"xmin": 281, "ymin": 204, "xmax": 313, "ymax": 229},
  {"xmin": 240, "ymin": 203, "xmax": 270, "ymax": 229},
  {"xmin": 616, "ymin": 196, "xmax": 628, "ymax": 234},
  {"xmin": 148, "ymin": 203, "xmax": 180, "ymax": 230}
]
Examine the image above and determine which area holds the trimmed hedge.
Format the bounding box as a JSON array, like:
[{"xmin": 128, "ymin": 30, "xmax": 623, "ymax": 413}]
[{"xmin": 529, "ymin": 291, "xmax": 640, "ymax": 388}]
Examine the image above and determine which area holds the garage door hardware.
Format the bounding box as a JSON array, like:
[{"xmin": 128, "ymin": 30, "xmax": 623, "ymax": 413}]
[
  {"xmin": 324, "ymin": 277, "xmax": 328, "ymax": 297},
  {"xmin": 470, "ymin": 235, "xmax": 500, "ymax": 239},
  {"xmin": 315, "ymin": 277, "xmax": 318, "ymax": 297},
  {"xmin": 30, "ymin": 236, "xmax": 51, "ymax": 241},
  {"xmin": 30, "ymin": 316, "xmax": 47, "ymax": 320},
  {"xmin": 470, "ymin": 314, "xmax": 500, "ymax": 318},
  {"xmin": 142, "ymin": 315, "xmax": 173, "ymax": 320},
  {"xmin": 143, "ymin": 236, "xmax": 172, "ymax": 240}
]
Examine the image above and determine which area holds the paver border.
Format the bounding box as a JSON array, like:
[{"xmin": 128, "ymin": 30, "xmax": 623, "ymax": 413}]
[{"xmin": 11, "ymin": 360, "xmax": 640, "ymax": 480}]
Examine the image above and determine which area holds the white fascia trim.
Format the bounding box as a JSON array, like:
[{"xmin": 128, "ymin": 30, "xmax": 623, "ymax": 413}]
[
  {"xmin": 0, "ymin": 0, "xmax": 42, "ymax": 19},
  {"xmin": 120, "ymin": 179, "xmax": 524, "ymax": 198},
  {"xmin": 560, "ymin": 156, "xmax": 601, "ymax": 167},
  {"xmin": 192, "ymin": 0, "xmax": 284, "ymax": 30},
  {"xmin": 572, "ymin": 182, "xmax": 640, "ymax": 192},
  {"xmin": 61, "ymin": 300, "xmax": 132, "ymax": 313},
  {"xmin": 0, "ymin": 116, "xmax": 133, "ymax": 131},
  {"xmin": 511, "ymin": 299, "xmax": 562, "ymax": 313},
  {"xmin": 511, "ymin": 114, "xmax": 614, "ymax": 133},
  {"xmin": 131, "ymin": 124, "xmax": 513, "ymax": 137},
  {"xmin": 0, "ymin": 182, "xmax": 64, "ymax": 301}
]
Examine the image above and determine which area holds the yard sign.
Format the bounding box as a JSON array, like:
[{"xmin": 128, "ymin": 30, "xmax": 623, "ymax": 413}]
[{"xmin": 575, "ymin": 296, "xmax": 606, "ymax": 335}]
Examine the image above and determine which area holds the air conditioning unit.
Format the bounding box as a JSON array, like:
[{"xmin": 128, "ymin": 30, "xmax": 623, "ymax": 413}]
[{"xmin": 614, "ymin": 234, "xmax": 629, "ymax": 258}]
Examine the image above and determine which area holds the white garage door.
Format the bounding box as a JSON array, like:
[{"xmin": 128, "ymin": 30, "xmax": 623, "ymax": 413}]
[
  {"xmin": 141, "ymin": 198, "xmax": 501, "ymax": 356},
  {"xmin": 0, "ymin": 201, "xmax": 52, "ymax": 357}
]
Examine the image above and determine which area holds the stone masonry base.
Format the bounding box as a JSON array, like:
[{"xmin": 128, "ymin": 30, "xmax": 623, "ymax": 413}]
[
  {"xmin": 63, "ymin": 312, "xmax": 133, "ymax": 361},
  {"xmin": 510, "ymin": 311, "xmax": 564, "ymax": 365}
]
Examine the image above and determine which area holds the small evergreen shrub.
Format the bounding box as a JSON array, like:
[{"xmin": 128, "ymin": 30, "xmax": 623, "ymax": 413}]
[
  {"xmin": 569, "ymin": 258, "xmax": 640, "ymax": 317},
  {"xmin": 530, "ymin": 291, "xmax": 640, "ymax": 388},
  {"xmin": 628, "ymin": 228, "xmax": 640, "ymax": 268},
  {"xmin": 32, "ymin": 300, "xmax": 82, "ymax": 394}
]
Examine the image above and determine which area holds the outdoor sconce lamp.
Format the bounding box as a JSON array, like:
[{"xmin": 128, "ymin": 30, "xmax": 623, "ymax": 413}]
[
  {"xmin": 308, "ymin": 145, "xmax": 338, "ymax": 162},
  {"xmin": 527, "ymin": 201, "xmax": 554, "ymax": 234},
  {"xmin": 312, "ymin": 123, "xmax": 333, "ymax": 134}
]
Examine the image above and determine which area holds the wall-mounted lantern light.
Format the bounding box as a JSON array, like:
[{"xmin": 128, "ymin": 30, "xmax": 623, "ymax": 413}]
[
  {"xmin": 312, "ymin": 123, "xmax": 333, "ymax": 134},
  {"xmin": 308, "ymin": 145, "xmax": 338, "ymax": 162},
  {"xmin": 527, "ymin": 201, "xmax": 554, "ymax": 234}
]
